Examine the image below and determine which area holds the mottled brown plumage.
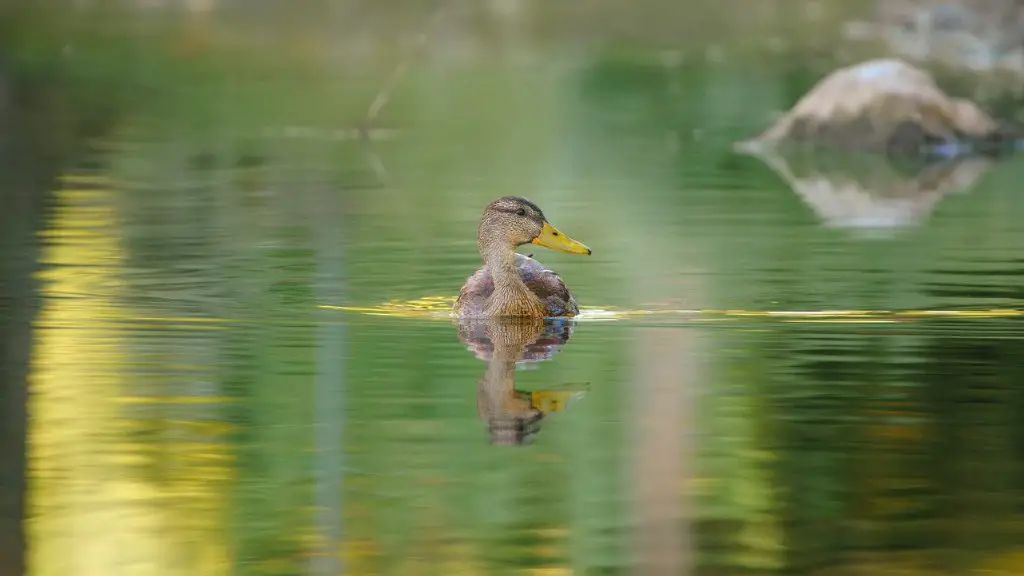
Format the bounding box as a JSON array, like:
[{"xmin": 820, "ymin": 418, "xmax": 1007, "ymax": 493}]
[{"xmin": 452, "ymin": 196, "xmax": 591, "ymax": 318}]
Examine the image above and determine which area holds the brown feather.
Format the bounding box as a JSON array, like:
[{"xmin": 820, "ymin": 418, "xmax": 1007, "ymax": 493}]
[{"xmin": 454, "ymin": 253, "xmax": 579, "ymax": 318}]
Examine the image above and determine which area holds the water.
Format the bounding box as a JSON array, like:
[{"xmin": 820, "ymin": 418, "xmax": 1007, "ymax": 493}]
[{"xmin": 3, "ymin": 3, "xmax": 1024, "ymax": 576}]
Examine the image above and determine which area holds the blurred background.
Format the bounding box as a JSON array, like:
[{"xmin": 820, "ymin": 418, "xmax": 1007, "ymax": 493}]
[{"xmin": 2, "ymin": 0, "xmax": 1024, "ymax": 575}]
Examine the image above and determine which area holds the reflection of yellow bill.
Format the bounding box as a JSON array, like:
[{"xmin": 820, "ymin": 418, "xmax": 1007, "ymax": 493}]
[
  {"xmin": 531, "ymin": 383, "xmax": 590, "ymax": 414},
  {"xmin": 531, "ymin": 221, "xmax": 591, "ymax": 255}
]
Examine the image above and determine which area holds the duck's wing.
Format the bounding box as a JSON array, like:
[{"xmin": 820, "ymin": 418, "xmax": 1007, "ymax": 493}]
[
  {"xmin": 453, "ymin": 254, "xmax": 580, "ymax": 317},
  {"xmin": 515, "ymin": 254, "xmax": 579, "ymax": 317},
  {"xmin": 453, "ymin": 265, "xmax": 493, "ymax": 317}
]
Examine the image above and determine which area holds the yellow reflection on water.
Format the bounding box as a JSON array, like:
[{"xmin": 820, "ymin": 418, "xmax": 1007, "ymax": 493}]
[
  {"xmin": 28, "ymin": 176, "xmax": 231, "ymax": 576},
  {"xmin": 320, "ymin": 297, "xmax": 1024, "ymax": 323}
]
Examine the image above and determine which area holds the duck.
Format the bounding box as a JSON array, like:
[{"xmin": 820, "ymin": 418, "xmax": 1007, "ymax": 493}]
[{"xmin": 453, "ymin": 196, "xmax": 591, "ymax": 318}]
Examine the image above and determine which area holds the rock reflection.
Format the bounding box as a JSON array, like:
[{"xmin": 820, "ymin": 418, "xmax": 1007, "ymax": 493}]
[
  {"xmin": 739, "ymin": 146, "xmax": 992, "ymax": 231},
  {"xmin": 454, "ymin": 317, "xmax": 587, "ymax": 446}
]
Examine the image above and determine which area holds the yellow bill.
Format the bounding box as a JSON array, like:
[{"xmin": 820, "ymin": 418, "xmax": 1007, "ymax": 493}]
[
  {"xmin": 530, "ymin": 385, "xmax": 589, "ymax": 414},
  {"xmin": 531, "ymin": 221, "xmax": 592, "ymax": 255}
]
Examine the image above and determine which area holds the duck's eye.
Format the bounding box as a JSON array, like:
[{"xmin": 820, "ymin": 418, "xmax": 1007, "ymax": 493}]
[{"xmin": 516, "ymin": 208, "xmax": 526, "ymax": 216}]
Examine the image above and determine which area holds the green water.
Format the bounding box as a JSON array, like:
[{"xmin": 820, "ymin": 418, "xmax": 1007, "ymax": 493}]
[{"xmin": 3, "ymin": 3, "xmax": 1024, "ymax": 576}]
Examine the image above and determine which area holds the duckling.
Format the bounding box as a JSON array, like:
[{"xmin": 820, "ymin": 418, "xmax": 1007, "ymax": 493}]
[{"xmin": 453, "ymin": 196, "xmax": 591, "ymax": 318}]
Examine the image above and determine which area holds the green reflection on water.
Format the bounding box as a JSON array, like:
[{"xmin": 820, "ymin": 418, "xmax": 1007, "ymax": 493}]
[{"xmin": 12, "ymin": 3, "xmax": 1024, "ymax": 576}]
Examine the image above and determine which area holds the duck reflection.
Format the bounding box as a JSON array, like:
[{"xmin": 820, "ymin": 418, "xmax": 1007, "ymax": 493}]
[
  {"xmin": 454, "ymin": 316, "xmax": 588, "ymax": 445},
  {"xmin": 738, "ymin": 146, "xmax": 992, "ymax": 232}
]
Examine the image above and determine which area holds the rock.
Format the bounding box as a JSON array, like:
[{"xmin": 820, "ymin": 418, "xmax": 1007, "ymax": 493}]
[
  {"xmin": 737, "ymin": 58, "xmax": 1007, "ymax": 155},
  {"xmin": 737, "ymin": 145, "xmax": 992, "ymax": 233}
]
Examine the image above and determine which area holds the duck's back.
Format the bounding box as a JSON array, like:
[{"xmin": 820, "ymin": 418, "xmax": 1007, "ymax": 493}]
[{"xmin": 454, "ymin": 253, "xmax": 579, "ymax": 317}]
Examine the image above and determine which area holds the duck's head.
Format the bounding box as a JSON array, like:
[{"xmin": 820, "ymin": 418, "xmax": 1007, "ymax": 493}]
[{"xmin": 478, "ymin": 196, "xmax": 591, "ymax": 256}]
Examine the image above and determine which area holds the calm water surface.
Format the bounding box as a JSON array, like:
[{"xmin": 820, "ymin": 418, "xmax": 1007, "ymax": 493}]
[{"xmin": 4, "ymin": 7, "xmax": 1024, "ymax": 576}]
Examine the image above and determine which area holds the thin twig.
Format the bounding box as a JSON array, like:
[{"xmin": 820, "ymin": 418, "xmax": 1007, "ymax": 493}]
[{"xmin": 364, "ymin": 146, "xmax": 391, "ymax": 185}]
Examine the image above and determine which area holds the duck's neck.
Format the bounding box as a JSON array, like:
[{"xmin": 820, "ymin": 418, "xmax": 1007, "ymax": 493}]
[
  {"xmin": 480, "ymin": 241, "xmax": 543, "ymax": 316},
  {"xmin": 483, "ymin": 243, "xmax": 522, "ymax": 287}
]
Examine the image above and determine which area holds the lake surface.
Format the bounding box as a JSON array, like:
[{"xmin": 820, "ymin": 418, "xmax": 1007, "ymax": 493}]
[{"xmin": 3, "ymin": 4, "xmax": 1024, "ymax": 576}]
